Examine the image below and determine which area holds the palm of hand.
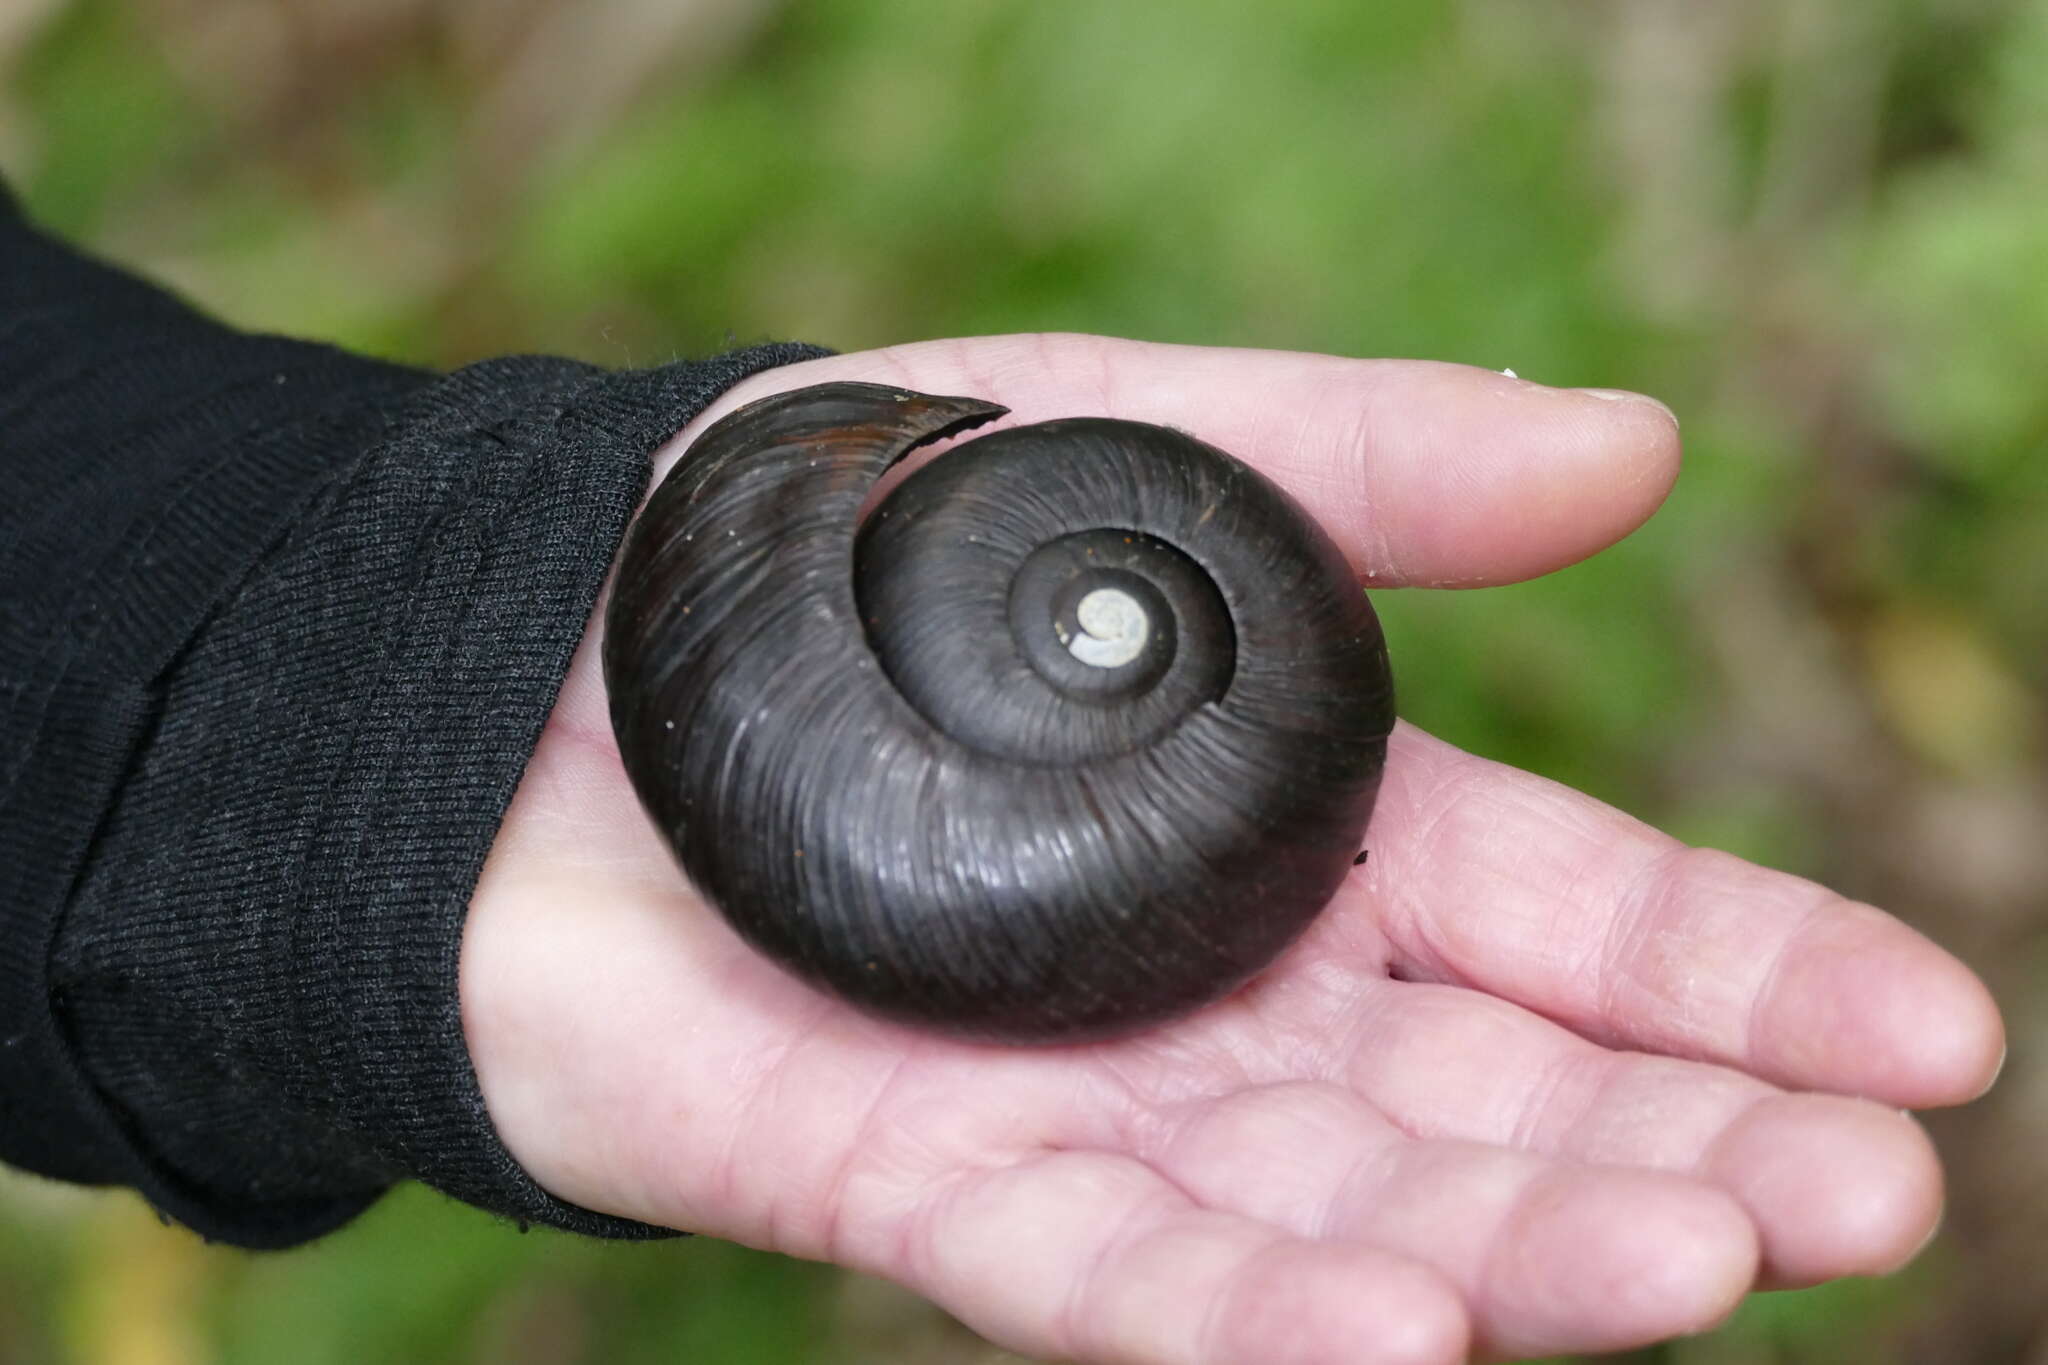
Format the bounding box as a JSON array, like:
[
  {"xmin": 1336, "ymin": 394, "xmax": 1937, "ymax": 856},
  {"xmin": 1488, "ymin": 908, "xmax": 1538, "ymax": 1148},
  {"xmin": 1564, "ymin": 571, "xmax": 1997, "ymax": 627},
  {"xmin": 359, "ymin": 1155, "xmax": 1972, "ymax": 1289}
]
[{"xmin": 463, "ymin": 335, "xmax": 2002, "ymax": 1365}]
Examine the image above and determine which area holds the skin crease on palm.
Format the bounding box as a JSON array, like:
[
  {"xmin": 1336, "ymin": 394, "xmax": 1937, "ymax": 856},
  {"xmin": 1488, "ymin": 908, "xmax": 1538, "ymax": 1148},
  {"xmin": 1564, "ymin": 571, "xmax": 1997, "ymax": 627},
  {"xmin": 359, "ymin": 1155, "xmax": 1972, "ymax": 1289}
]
[{"xmin": 462, "ymin": 334, "xmax": 2005, "ymax": 1365}]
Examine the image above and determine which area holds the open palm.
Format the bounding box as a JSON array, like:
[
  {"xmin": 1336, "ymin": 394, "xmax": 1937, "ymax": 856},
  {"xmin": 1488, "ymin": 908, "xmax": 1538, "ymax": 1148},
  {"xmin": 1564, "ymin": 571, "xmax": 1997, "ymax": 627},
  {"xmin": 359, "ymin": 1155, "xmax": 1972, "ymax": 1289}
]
[{"xmin": 462, "ymin": 335, "xmax": 2003, "ymax": 1364}]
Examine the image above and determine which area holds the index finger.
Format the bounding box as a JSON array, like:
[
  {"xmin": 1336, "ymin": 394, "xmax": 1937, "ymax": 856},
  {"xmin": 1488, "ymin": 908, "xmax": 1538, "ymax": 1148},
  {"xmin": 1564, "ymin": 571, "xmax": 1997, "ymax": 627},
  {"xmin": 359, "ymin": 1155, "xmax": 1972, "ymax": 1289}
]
[{"xmin": 665, "ymin": 332, "xmax": 1682, "ymax": 589}]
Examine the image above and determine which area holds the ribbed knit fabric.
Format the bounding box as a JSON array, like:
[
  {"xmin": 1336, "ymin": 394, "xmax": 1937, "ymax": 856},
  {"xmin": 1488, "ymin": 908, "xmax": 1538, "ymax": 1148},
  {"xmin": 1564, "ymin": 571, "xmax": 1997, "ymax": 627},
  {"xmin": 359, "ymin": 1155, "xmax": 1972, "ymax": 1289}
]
[{"xmin": 0, "ymin": 180, "xmax": 830, "ymax": 1246}]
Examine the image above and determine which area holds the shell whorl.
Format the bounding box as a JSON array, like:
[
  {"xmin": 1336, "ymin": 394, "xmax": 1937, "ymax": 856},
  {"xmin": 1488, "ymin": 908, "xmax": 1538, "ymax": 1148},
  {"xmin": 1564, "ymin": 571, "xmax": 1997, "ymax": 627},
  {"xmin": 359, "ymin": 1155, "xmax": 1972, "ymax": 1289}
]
[{"xmin": 604, "ymin": 381, "xmax": 1394, "ymax": 1043}]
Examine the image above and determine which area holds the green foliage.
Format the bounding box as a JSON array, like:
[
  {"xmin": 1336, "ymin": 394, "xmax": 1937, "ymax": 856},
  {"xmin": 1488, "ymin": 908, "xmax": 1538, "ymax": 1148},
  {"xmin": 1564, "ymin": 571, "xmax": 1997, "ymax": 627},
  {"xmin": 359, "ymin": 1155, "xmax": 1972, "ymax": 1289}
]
[
  {"xmin": 4, "ymin": 0, "xmax": 2043, "ymax": 1360},
  {"xmin": 205, "ymin": 1188, "xmax": 830, "ymax": 1365},
  {"xmin": 11, "ymin": 0, "xmax": 210, "ymax": 234}
]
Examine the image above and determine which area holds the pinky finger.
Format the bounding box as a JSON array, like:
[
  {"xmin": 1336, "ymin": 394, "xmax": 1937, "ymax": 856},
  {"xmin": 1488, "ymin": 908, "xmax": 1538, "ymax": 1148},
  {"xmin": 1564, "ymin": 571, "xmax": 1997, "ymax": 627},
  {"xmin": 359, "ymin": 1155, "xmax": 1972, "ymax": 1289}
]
[{"xmin": 898, "ymin": 1149, "xmax": 1470, "ymax": 1365}]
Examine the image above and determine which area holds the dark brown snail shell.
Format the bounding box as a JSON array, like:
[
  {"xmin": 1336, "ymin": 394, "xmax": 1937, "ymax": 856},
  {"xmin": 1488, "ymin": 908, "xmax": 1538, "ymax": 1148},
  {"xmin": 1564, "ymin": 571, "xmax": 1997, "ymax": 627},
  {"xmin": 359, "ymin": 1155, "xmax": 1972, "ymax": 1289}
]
[{"xmin": 603, "ymin": 381, "xmax": 1394, "ymax": 1044}]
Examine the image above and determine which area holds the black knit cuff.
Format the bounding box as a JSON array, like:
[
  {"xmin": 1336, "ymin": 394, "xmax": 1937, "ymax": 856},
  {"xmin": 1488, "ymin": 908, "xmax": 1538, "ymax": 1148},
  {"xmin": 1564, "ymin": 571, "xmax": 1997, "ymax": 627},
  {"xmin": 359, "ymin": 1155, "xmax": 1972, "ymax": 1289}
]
[
  {"xmin": 327, "ymin": 347, "xmax": 836, "ymax": 1239},
  {"xmin": 49, "ymin": 342, "xmax": 829, "ymax": 1246}
]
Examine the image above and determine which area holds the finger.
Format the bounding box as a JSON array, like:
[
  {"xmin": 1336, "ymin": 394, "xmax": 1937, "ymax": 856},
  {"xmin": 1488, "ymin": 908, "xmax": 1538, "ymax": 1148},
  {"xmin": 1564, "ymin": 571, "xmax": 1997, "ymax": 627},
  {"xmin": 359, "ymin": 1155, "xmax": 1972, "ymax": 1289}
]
[
  {"xmin": 1144, "ymin": 1081, "xmax": 1755, "ymax": 1357},
  {"xmin": 1335, "ymin": 979, "xmax": 1944, "ymax": 1287},
  {"xmin": 1357, "ymin": 723, "xmax": 2005, "ymax": 1108},
  {"xmin": 667, "ymin": 332, "xmax": 1682, "ymax": 588},
  {"xmin": 900, "ymin": 1148, "xmax": 1468, "ymax": 1365}
]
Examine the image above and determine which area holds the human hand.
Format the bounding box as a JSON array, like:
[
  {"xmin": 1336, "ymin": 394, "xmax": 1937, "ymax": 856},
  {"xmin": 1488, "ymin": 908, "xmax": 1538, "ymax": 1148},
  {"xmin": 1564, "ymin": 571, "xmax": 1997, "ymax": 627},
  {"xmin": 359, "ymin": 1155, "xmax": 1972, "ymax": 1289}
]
[{"xmin": 464, "ymin": 334, "xmax": 2004, "ymax": 1364}]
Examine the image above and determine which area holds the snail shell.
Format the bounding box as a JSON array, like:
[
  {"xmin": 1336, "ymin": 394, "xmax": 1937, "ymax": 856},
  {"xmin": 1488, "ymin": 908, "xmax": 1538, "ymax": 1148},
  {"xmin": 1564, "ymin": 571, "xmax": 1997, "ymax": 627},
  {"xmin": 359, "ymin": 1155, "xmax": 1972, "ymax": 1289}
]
[{"xmin": 603, "ymin": 382, "xmax": 1394, "ymax": 1044}]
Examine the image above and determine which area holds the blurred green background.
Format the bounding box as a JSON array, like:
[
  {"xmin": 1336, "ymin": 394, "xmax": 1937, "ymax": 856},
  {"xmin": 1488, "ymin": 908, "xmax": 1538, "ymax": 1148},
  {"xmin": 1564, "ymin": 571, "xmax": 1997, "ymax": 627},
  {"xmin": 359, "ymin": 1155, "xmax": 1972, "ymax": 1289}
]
[{"xmin": 2, "ymin": 0, "xmax": 2043, "ymax": 1360}]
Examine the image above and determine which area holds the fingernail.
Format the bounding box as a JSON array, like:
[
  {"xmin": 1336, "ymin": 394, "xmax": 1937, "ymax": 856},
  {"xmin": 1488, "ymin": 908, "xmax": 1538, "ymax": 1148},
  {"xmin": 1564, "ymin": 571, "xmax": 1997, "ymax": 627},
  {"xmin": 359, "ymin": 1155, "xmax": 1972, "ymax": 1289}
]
[
  {"xmin": 1573, "ymin": 387, "xmax": 1680, "ymax": 426},
  {"xmin": 1973, "ymin": 1040, "xmax": 2008, "ymax": 1100},
  {"xmin": 1904, "ymin": 1200, "xmax": 1947, "ymax": 1264}
]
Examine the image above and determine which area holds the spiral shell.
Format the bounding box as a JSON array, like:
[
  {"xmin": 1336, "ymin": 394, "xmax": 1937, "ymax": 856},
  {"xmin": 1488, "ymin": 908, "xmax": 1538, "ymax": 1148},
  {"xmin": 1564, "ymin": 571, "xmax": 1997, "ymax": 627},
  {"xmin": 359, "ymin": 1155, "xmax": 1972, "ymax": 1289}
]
[{"xmin": 604, "ymin": 382, "xmax": 1394, "ymax": 1043}]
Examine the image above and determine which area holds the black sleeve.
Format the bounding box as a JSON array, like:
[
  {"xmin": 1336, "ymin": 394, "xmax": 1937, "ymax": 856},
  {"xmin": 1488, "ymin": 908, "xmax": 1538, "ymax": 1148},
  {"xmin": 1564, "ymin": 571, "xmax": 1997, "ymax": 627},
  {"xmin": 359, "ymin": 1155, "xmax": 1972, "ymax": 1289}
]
[{"xmin": 0, "ymin": 180, "xmax": 830, "ymax": 1247}]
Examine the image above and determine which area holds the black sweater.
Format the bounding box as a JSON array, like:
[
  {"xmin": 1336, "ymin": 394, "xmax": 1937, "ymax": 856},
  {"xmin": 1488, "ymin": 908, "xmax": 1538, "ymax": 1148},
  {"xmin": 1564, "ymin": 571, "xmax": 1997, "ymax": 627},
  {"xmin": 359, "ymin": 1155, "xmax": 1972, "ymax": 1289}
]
[{"xmin": 0, "ymin": 181, "xmax": 827, "ymax": 1247}]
